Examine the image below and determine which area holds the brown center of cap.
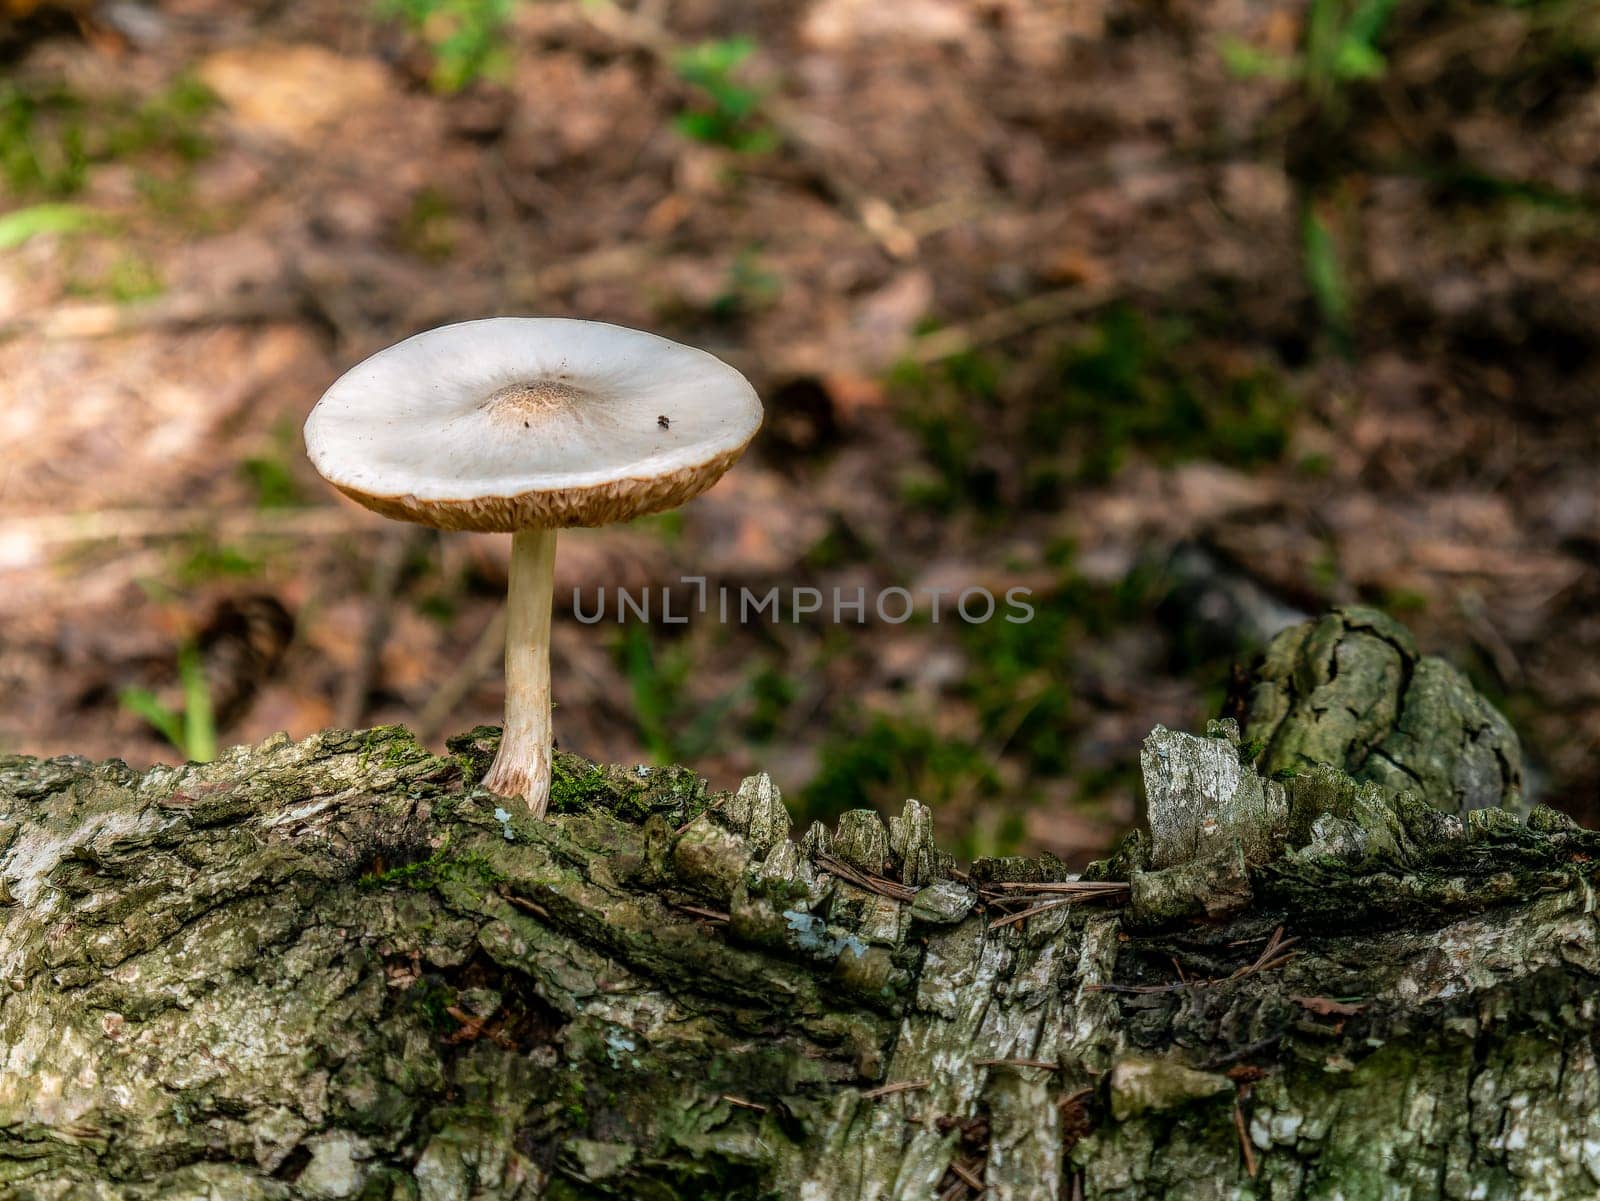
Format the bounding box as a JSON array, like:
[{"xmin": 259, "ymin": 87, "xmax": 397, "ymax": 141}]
[{"xmin": 484, "ymin": 379, "xmax": 591, "ymax": 426}]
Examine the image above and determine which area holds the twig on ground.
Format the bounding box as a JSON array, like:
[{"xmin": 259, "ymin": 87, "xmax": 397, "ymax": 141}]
[
  {"xmin": 979, "ymin": 881, "xmax": 1131, "ymax": 895},
  {"xmin": 1234, "ymin": 1100, "xmax": 1259, "ymax": 1178},
  {"xmin": 1201, "ymin": 1036, "xmax": 1283, "ymax": 1073},
  {"xmin": 948, "ymin": 1160, "xmax": 987, "ymax": 1192},
  {"xmin": 500, "ymin": 891, "xmax": 550, "ymax": 919},
  {"xmin": 816, "ymin": 852, "xmax": 917, "ymax": 904},
  {"xmin": 860, "ymin": 1079, "xmax": 930, "ymax": 1100},
  {"xmin": 674, "ymin": 903, "xmax": 731, "ymax": 925},
  {"xmin": 1086, "ymin": 926, "xmax": 1298, "ymax": 994},
  {"xmin": 416, "ymin": 608, "xmax": 509, "ymax": 743},
  {"xmin": 0, "ymin": 291, "xmax": 301, "ymax": 343},
  {"xmin": 1083, "ymin": 981, "xmax": 1184, "ymax": 995},
  {"xmin": 906, "ymin": 286, "xmax": 1115, "ymax": 364},
  {"xmin": 0, "ymin": 505, "xmax": 379, "ymax": 558},
  {"xmin": 337, "ymin": 526, "xmax": 426, "ymax": 729},
  {"xmin": 1233, "ymin": 926, "xmax": 1298, "ymax": 980},
  {"xmin": 442, "ymin": 1005, "xmax": 516, "ymax": 1049},
  {"xmin": 722, "ymin": 1096, "xmax": 768, "ymax": 1112},
  {"xmin": 1058, "ymin": 1087, "xmax": 1094, "ymax": 1110},
  {"xmin": 974, "ymin": 1057, "xmax": 1058, "ymax": 1070},
  {"xmin": 988, "ymin": 898, "xmax": 1077, "ymax": 929},
  {"xmin": 984, "ymin": 881, "xmax": 1130, "ymax": 930}
]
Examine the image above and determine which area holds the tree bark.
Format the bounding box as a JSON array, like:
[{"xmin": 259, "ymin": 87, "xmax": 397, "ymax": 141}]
[{"xmin": 2, "ymin": 707, "xmax": 1596, "ymax": 1198}]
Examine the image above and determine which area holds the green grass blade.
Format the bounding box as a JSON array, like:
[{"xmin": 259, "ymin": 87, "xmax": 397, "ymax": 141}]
[
  {"xmin": 178, "ymin": 644, "xmax": 216, "ymax": 763},
  {"xmin": 118, "ymin": 687, "xmax": 186, "ymax": 753}
]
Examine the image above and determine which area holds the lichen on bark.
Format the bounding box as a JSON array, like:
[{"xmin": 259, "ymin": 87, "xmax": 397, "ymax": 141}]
[
  {"xmin": 1240, "ymin": 605, "xmax": 1524, "ymax": 813},
  {"xmin": 1, "ymin": 617, "xmax": 1596, "ymax": 1200}
]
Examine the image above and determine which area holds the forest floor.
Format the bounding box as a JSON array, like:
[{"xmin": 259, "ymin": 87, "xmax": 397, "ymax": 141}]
[{"xmin": 1, "ymin": 0, "xmax": 1597, "ymax": 861}]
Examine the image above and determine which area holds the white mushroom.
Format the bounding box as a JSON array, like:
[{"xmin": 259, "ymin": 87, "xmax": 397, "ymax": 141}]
[{"xmin": 304, "ymin": 317, "xmax": 762, "ymax": 815}]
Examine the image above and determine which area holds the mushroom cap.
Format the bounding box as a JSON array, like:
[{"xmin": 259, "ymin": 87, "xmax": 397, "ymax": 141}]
[{"xmin": 304, "ymin": 317, "xmax": 763, "ymax": 531}]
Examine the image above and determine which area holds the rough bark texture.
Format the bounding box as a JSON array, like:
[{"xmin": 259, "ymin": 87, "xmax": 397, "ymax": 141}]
[
  {"xmin": 3, "ymin": 619, "xmax": 1596, "ymax": 1200},
  {"xmin": 1240, "ymin": 606, "xmax": 1524, "ymax": 814}
]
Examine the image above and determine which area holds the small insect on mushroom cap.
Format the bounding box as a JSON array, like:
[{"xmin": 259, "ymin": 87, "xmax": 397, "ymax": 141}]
[{"xmin": 658, "ymin": 414, "xmax": 671, "ymax": 429}]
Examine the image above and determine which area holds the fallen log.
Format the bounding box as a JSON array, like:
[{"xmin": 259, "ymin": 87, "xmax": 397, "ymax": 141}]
[{"xmin": 1, "ymin": 611, "xmax": 1594, "ymax": 1200}]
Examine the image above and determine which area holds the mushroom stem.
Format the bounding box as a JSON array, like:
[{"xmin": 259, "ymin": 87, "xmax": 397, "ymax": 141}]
[{"xmin": 482, "ymin": 526, "xmax": 558, "ymax": 815}]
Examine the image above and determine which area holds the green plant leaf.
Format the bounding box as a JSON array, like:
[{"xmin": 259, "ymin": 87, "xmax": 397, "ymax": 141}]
[
  {"xmin": 0, "ymin": 203, "xmax": 97, "ymax": 250},
  {"xmin": 674, "ymin": 35, "xmax": 757, "ymax": 83},
  {"xmin": 671, "ymin": 35, "xmax": 775, "ymax": 152},
  {"xmin": 1217, "ymin": 38, "xmax": 1300, "ymax": 80},
  {"xmin": 374, "ymin": 0, "xmax": 514, "ymax": 92},
  {"xmin": 1301, "ymin": 204, "xmax": 1351, "ymax": 345},
  {"xmin": 1332, "ymin": 38, "xmax": 1387, "ymax": 80},
  {"xmin": 119, "ymin": 687, "xmax": 186, "ymax": 752},
  {"xmin": 118, "ymin": 643, "xmax": 216, "ymax": 762},
  {"xmin": 1342, "ymin": 0, "xmax": 1397, "ymax": 51},
  {"xmin": 178, "ymin": 644, "xmax": 216, "ymax": 763}
]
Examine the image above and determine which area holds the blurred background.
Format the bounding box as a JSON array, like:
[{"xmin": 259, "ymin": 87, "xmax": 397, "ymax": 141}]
[{"xmin": 1, "ymin": 0, "xmax": 1597, "ymax": 863}]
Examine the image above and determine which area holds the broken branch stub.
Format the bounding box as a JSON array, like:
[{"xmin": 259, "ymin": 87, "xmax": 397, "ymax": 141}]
[
  {"xmin": 1140, "ymin": 722, "xmax": 1288, "ymax": 869},
  {"xmin": 1241, "ymin": 605, "xmax": 1523, "ymax": 813}
]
